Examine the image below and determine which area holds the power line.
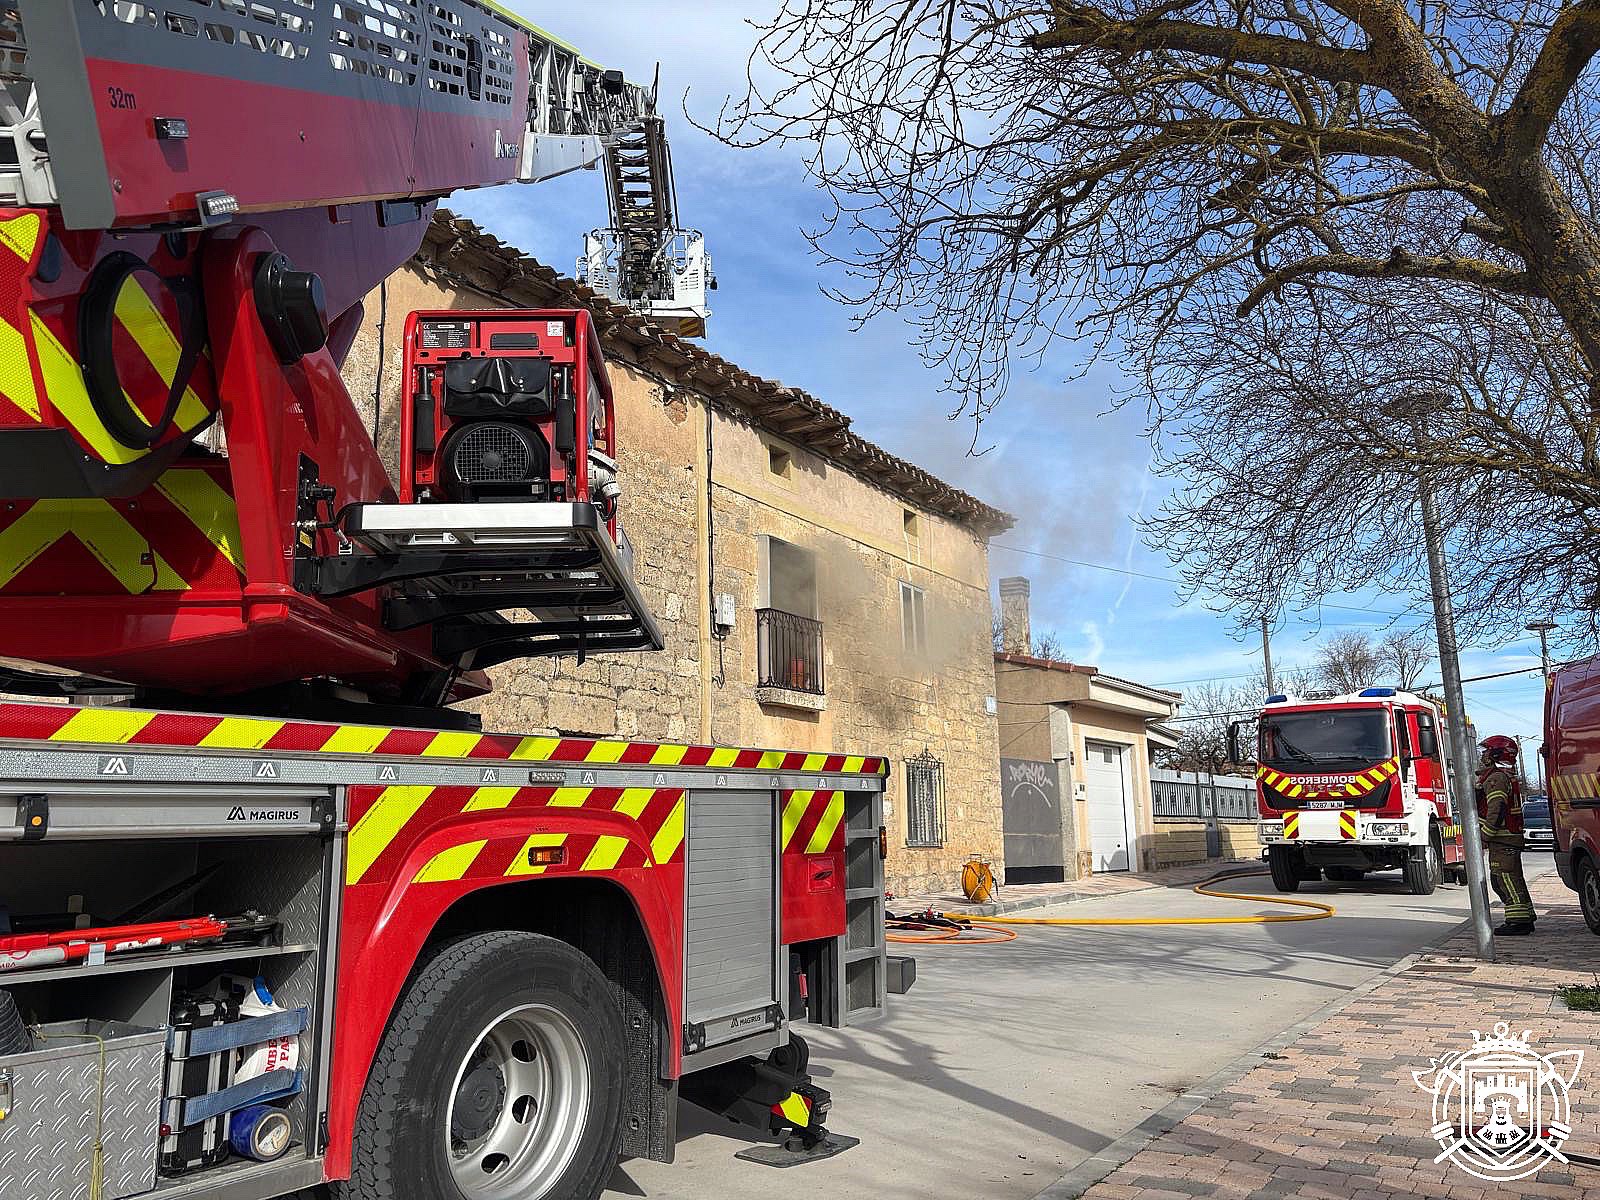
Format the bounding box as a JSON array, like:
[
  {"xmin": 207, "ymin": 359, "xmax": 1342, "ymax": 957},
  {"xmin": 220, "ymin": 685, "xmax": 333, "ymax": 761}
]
[
  {"xmin": 1166, "ymin": 662, "xmax": 1550, "ymax": 722},
  {"xmin": 990, "ymin": 542, "xmax": 1408, "ymax": 618}
]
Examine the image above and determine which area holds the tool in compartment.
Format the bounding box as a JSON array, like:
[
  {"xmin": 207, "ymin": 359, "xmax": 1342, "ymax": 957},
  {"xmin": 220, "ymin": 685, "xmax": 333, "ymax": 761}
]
[{"xmin": 0, "ymin": 912, "xmax": 279, "ymax": 975}]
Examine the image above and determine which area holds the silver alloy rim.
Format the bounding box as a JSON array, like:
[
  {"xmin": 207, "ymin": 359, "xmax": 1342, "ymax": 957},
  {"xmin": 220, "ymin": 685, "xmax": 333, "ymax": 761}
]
[
  {"xmin": 445, "ymin": 1004, "xmax": 591, "ymax": 1198},
  {"xmin": 1584, "ymin": 867, "xmax": 1600, "ymax": 922},
  {"xmin": 1427, "ymin": 841, "xmax": 1441, "ymax": 886}
]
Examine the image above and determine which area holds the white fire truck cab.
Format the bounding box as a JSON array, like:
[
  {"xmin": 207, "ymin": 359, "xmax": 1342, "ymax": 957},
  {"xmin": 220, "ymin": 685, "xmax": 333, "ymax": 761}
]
[{"xmin": 1234, "ymin": 689, "xmax": 1468, "ymax": 895}]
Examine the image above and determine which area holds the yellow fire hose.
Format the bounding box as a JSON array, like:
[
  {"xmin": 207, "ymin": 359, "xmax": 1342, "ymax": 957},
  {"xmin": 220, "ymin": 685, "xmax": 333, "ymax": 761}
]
[{"xmin": 890, "ymin": 869, "xmax": 1335, "ymax": 944}]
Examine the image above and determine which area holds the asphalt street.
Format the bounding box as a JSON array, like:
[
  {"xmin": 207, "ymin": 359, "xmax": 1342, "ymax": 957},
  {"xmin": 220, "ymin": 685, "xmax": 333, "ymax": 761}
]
[{"xmin": 605, "ymin": 855, "xmax": 1556, "ymax": 1200}]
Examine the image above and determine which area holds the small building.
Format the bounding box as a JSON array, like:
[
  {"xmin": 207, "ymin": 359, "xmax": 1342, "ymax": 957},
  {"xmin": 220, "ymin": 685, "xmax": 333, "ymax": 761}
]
[
  {"xmin": 993, "ymin": 577, "xmax": 1181, "ymax": 879},
  {"xmin": 339, "ymin": 212, "xmax": 1013, "ymax": 896}
]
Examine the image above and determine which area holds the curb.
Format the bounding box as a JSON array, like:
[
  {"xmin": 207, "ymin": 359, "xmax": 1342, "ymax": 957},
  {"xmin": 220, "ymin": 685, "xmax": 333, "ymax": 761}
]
[
  {"xmin": 932, "ymin": 861, "xmax": 1266, "ymax": 918},
  {"xmin": 1029, "ymin": 915, "xmax": 1477, "ymax": 1200}
]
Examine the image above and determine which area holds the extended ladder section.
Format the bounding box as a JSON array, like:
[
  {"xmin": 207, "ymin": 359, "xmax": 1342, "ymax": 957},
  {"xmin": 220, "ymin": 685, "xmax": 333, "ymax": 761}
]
[
  {"xmin": 0, "ymin": 0, "xmax": 654, "ymax": 226},
  {"xmin": 578, "ymin": 116, "xmax": 713, "ymax": 337}
]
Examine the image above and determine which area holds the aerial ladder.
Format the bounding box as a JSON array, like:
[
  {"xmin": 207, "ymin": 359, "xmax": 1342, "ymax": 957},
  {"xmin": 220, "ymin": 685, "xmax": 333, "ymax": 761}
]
[
  {"xmin": 0, "ymin": 0, "xmax": 718, "ymax": 715},
  {"xmin": 577, "ymin": 110, "xmax": 714, "ymax": 336}
]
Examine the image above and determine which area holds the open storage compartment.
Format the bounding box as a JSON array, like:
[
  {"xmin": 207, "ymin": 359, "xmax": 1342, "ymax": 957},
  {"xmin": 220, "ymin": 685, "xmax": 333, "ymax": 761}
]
[{"xmin": 0, "ymin": 820, "xmax": 339, "ymax": 1200}]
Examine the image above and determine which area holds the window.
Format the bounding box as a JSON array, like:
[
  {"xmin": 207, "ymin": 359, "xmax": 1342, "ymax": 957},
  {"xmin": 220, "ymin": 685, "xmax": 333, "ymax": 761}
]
[
  {"xmin": 757, "ymin": 536, "xmax": 822, "ymax": 694},
  {"xmin": 906, "ymin": 751, "xmax": 946, "ymax": 848},
  {"xmin": 900, "ymin": 582, "xmax": 927, "ymax": 654},
  {"xmin": 767, "ymin": 443, "xmax": 792, "ymax": 480}
]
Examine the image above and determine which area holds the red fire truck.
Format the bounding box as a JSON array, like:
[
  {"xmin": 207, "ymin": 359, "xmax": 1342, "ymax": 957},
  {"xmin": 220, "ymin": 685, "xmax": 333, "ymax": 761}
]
[
  {"xmin": 1543, "ymin": 656, "xmax": 1600, "ymax": 933},
  {"xmin": 0, "ymin": 5, "xmax": 900, "ymax": 1200},
  {"xmin": 1235, "ymin": 688, "xmax": 1468, "ymax": 894}
]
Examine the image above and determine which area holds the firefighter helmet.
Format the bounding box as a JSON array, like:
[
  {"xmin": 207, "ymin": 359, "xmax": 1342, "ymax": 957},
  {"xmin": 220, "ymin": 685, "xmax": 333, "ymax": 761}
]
[{"xmin": 1479, "ymin": 734, "xmax": 1519, "ymax": 765}]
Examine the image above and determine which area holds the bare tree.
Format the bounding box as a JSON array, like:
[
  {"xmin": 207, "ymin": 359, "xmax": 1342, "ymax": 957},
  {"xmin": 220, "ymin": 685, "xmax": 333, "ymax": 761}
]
[
  {"xmin": 723, "ymin": 2, "xmax": 1600, "ymax": 645},
  {"xmin": 1314, "ymin": 631, "xmax": 1385, "ymax": 694},
  {"xmin": 1379, "ymin": 628, "xmax": 1435, "ymax": 689},
  {"xmin": 992, "ymin": 613, "xmax": 1070, "ymax": 659}
]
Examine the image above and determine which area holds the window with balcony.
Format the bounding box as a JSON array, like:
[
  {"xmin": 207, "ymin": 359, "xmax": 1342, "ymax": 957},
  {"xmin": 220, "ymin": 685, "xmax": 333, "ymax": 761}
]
[{"xmin": 757, "ymin": 536, "xmax": 823, "ymax": 701}]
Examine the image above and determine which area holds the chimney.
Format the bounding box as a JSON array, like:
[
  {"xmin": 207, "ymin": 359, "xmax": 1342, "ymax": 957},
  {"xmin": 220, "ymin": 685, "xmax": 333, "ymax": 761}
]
[{"xmin": 999, "ymin": 576, "xmax": 1031, "ymax": 654}]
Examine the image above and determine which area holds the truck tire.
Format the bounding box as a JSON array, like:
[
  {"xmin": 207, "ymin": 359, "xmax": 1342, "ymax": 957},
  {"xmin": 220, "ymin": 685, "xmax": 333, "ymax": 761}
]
[
  {"xmin": 1404, "ymin": 836, "xmax": 1441, "ymax": 896},
  {"xmin": 1267, "ymin": 847, "xmax": 1300, "ymax": 893},
  {"xmin": 339, "ymin": 931, "xmax": 626, "ymax": 1200},
  {"xmin": 1578, "ymin": 856, "xmax": 1600, "ymax": 935}
]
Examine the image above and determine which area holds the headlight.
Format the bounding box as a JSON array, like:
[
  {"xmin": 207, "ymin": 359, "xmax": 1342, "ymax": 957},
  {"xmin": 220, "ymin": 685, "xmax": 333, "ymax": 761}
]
[
  {"xmin": 1370, "ymin": 822, "xmax": 1408, "ymax": 836},
  {"xmin": 1259, "ymin": 821, "xmax": 1284, "ymax": 837}
]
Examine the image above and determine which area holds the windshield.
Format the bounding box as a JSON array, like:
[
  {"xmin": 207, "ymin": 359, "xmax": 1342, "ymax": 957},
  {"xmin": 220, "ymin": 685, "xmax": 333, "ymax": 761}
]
[
  {"xmin": 1524, "ymin": 797, "xmax": 1550, "ymax": 826},
  {"xmin": 1259, "ymin": 710, "xmax": 1391, "ymax": 772}
]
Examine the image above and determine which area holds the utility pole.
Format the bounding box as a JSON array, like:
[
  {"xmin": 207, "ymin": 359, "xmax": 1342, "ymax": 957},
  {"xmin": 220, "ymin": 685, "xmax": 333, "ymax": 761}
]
[
  {"xmin": 1262, "ymin": 617, "xmax": 1277, "ymax": 695},
  {"xmin": 1527, "ymin": 619, "xmax": 1556, "ymax": 686},
  {"xmin": 1409, "ymin": 403, "xmax": 1495, "ymax": 962}
]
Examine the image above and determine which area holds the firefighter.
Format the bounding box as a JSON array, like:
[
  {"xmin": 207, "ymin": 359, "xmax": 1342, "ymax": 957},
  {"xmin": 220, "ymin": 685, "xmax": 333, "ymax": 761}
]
[{"xmin": 1476, "ymin": 735, "xmax": 1534, "ymax": 935}]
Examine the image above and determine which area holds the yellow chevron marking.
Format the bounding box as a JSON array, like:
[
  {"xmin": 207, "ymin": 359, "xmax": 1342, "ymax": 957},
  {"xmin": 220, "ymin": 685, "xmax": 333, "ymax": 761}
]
[
  {"xmin": 777, "ymin": 1092, "xmax": 811, "ymax": 1127},
  {"xmin": 804, "ymin": 791, "xmax": 845, "ymax": 854},
  {"xmin": 413, "ymin": 840, "xmax": 486, "ymax": 883},
  {"xmin": 198, "ymin": 717, "xmax": 285, "ymax": 750},
  {"xmin": 112, "ymin": 274, "xmax": 211, "ymax": 433},
  {"xmin": 464, "ymin": 786, "xmax": 520, "ymax": 811},
  {"xmin": 0, "ymin": 212, "xmax": 41, "ymax": 262},
  {"xmin": 585, "ymin": 741, "xmax": 627, "ymax": 764},
  {"xmin": 781, "ymin": 790, "xmax": 813, "ymax": 850},
  {"xmin": 509, "ymin": 735, "xmax": 560, "ymax": 760},
  {"xmin": 29, "ymin": 311, "xmax": 149, "ymax": 465},
  {"xmin": 153, "ymin": 469, "xmax": 243, "ymax": 568},
  {"xmin": 423, "ymin": 730, "xmax": 482, "ymax": 758},
  {"xmin": 506, "ymin": 832, "xmax": 567, "ymax": 878},
  {"xmin": 347, "ymin": 786, "xmax": 434, "ymax": 884},
  {"xmin": 802, "ymin": 753, "xmax": 829, "ymax": 772},
  {"xmin": 52, "ymin": 708, "xmax": 156, "ymax": 745},
  {"xmin": 320, "ymin": 725, "xmax": 391, "ymax": 755},
  {"xmin": 650, "ymin": 743, "xmax": 687, "ymax": 766},
  {"xmin": 582, "ymin": 835, "xmax": 629, "ymax": 872},
  {"xmin": 759, "ymin": 750, "xmax": 786, "ymax": 770},
  {"xmin": 0, "ymin": 315, "xmax": 39, "ymax": 420},
  {"xmin": 1345, "ymin": 783, "xmax": 1361, "ymax": 796},
  {"xmin": 614, "ymin": 788, "xmax": 655, "ymax": 820},
  {"xmin": 707, "ymin": 747, "xmax": 739, "ymax": 768},
  {"xmin": 651, "ymin": 795, "xmax": 686, "ymax": 864},
  {"xmin": 548, "ymin": 787, "xmax": 592, "ymax": 807},
  {"xmin": 1287, "ymin": 784, "xmax": 1304, "ymax": 798},
  {"xmin": 0, "ymin": 499, "xmax": 186, "ymax": 593},
  {"xmin": 843, "ymin": 755, "xmax": 866, "ymax": 774}
]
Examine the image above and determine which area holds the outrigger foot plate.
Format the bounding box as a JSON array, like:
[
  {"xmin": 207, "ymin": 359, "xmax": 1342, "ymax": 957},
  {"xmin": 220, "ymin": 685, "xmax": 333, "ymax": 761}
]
[{"xmin": 735, "ymin": 1132, "xmax": 860, "ymax": 1167}]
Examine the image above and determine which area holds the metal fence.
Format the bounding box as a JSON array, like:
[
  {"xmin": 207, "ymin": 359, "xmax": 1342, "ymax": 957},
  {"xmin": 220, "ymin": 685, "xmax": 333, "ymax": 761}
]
[
  {"xmin": 906, "ymin": 750, "xmax": 946, "ymax": 848},
  {"xmin": 1151, "ymin": 769, "xmax": 1257, "ymax": 823},
  {"xmin": 756, "ymin": 608, "xmax": 824, "ymax": 694}
]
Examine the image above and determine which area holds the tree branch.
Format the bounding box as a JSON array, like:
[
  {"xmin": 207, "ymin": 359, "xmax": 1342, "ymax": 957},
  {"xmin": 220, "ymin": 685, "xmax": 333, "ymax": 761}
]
[
  {"xmin": 1236, "ymin": 249, "xmax": 1540, "ymax": 316},
  {"xmin": 1032, "ymin": 7, "xmax": 1376, "ymax": 84},
  {"xmin": 1497, "ymin": 0, "xmax": 1600, "ymax": 155}
]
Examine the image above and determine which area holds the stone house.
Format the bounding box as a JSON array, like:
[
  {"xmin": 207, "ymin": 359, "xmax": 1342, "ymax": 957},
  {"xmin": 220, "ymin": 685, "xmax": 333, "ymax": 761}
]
[
  {"xmin": 338, "ymin": 211, "xmax": 1012, "ymax": 895},
  {"xmin": 993, "ymin": 576, "xmax": 1182, "ymax": 879}
]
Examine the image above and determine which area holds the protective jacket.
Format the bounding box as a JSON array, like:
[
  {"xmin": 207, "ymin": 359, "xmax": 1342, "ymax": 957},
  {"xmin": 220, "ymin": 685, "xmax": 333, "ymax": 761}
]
[{"xmin": 1475, "ymin": 765, "xmax": 1523, "ymax": 846}]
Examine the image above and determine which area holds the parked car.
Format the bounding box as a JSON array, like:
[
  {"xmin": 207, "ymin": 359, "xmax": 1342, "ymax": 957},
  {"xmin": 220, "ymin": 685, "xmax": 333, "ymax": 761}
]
[{"xmin": 1524, "ymin": 792, "xmax": 1555, "ymax": 851}]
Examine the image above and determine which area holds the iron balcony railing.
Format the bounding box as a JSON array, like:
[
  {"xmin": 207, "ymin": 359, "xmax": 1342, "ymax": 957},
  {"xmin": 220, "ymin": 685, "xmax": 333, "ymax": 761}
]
[{"xmin": 756, "ymin": 608, "xmax": 824, "ymax": 695}]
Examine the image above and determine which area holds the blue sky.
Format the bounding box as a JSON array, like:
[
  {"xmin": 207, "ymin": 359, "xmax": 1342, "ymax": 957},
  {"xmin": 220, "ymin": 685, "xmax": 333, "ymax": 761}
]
[{"xmin": 458, "ymin": 3, "xmax": 1551, "ymax": 757}]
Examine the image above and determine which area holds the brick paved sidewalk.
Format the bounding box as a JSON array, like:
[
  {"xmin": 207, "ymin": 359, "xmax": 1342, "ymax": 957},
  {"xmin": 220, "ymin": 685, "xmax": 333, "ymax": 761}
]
[
  {"xmin": 893, "ymin": 858, "xmax": 1262, "ymax": 917},
  {"xmin": 1058, "ymin": 872, "xmax": 1600, "ymax": 1199}
]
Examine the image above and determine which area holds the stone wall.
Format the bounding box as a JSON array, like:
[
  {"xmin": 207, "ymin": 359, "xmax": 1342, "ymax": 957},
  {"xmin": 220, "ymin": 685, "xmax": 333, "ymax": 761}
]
[{"xmin": 336, "ymin": 236, "xmax": 1005, "ymax": 895}]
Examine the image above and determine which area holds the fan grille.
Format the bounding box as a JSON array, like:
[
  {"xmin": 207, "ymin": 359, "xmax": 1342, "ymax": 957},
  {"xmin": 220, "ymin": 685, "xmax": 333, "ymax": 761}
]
[{"xmin": 451, "ymin": 422, "xmax": 534, "ymax": 484}]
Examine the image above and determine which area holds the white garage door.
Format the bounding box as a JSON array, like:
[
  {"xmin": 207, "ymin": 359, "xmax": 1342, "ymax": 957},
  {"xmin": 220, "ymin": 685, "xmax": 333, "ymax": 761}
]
[{"xmin": 1085, "ymin": 741, "xmax": 1132, "ymax": 872}]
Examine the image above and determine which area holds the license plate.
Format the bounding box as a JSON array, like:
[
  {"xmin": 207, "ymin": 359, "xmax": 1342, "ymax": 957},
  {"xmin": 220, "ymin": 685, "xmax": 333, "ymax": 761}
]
[{"xmin": 1303, "ymin": 799, "xmax": 1346, "ymax": 810}]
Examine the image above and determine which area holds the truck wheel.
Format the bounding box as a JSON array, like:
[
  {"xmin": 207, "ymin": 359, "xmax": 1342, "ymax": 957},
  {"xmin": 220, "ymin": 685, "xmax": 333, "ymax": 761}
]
[
  {"xmin": 1267, "ymin": 847, "xmax": 1300, "ymax": 892},
  {"xmin": 1404, "ymin": 838, "xmax": 1440, "ymax": 896},
  {"xmin": 340, "ymin": 931, "xmax": 625, "ymax": 1200},
  {"xmin": 1579, "ymin": 857, "xmax": 1600, "ymax": 935}
]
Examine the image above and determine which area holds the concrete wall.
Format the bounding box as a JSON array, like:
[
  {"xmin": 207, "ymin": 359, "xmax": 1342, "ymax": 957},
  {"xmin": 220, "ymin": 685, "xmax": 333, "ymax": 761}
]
[{"xmin": 339, "ymin": 259, "xmax": 1003, "ymax": 895}]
